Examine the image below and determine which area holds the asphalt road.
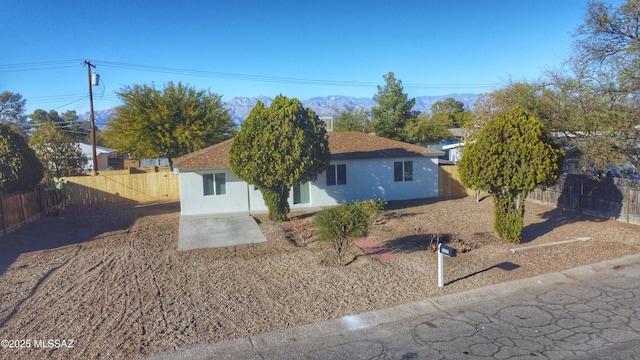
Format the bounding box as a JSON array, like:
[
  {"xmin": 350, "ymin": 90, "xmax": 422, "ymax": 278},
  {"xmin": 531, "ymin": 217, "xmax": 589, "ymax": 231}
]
[{"xmin": 148, "ymin": 253, "xmax": 640, "ymax": 360}]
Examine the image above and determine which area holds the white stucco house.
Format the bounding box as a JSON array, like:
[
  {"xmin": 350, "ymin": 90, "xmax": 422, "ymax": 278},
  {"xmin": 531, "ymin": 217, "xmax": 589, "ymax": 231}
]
[
  {"xmin": 173, "ymin": 131, "xmax": 443, "ymax": 216},
  {"xmin": 78, "ymin": 143, "xmax": 115, "ymax": 171}
]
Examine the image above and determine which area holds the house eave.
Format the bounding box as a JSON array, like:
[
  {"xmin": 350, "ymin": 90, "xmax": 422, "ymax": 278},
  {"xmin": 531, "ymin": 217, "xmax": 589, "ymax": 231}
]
[
  {"xmin": 331, "ymin": 152, "xmax": 443, "ymax": 161},
  {"xmin": 177, "ymin": 167, "xmax": 231, "ymax": 173}
]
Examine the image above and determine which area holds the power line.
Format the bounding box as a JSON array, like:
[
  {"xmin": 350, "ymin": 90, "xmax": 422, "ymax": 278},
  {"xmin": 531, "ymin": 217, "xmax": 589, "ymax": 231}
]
[
  {"xmin": 1, "ymin": 59, "xmax": 500, "ymax": 88},
  {"xmin": 93, "ymin": 60, "xmax": 501, "ymax": 89},
  {"xmin": 3, "ymin": 59, "xmax": 499, "ymax": 112},
  {"xmin": 0, "ymin": 59, "xmax": 83, "ymax": 72}
]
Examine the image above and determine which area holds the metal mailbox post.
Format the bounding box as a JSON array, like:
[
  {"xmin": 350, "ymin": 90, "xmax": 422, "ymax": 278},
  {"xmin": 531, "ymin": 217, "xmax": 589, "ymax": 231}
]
[{"xmin": 438, "ymin": 244, "xmax": 457, "ymax": 287}]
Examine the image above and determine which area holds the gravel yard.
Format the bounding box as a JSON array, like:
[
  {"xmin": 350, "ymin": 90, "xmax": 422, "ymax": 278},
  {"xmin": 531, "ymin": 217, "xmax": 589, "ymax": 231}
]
[{"xmin": 0, "ymin": 197, "xmax": 639, "ymax": 359}]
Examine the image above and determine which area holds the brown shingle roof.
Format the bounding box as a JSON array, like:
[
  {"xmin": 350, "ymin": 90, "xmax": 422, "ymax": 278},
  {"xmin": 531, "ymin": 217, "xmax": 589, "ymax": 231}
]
[
  {"xmin": 327, "ymin": 132, "xmax": 442, "ymax": 160},
  {"xmin": 173, "ymin": 138, "xmax": 234, "ymax": 170},
  {"xmin": 174, "ymin": 132, "xmax": 443, "ymax": 171}
]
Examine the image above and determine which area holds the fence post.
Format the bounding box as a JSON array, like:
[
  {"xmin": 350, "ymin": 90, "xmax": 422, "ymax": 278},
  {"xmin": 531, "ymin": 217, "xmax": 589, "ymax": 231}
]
[
  {"xmin": 625, "ymin": 185, "xmax": 631, "ymax": 224},
  {"xmin": 19, "ymin": 192, "xmax": 27, "ymax": 226},
  {"xmin": 579, "ymin": 177, "xmax": 583, "ymax": 214},
  {"xmin": 0, "ymin": 191, "xmax": 5, "ymax": 235}
]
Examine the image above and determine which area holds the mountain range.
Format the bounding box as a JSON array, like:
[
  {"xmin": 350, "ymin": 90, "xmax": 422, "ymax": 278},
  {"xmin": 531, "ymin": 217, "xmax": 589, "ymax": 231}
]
[
  {"xmin": 83, "ymin": 93, "xmax": 477, "ymax": 126},
  {"xmin": 223, "ymin": 94, "xmax": 477, "ymax": 123}
]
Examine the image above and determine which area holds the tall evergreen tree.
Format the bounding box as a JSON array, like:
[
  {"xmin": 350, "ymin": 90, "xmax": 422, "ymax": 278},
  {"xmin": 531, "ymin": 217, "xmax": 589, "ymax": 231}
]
[
  {"xmin": 229, "ymin": 95, "xmax": 330, "ymax": 221},
  {"xmin": 459, "ymin": 107, "xmax": 564, "ymax": 243},
  {"xmin": 0, "ymin": 91, "xmax": 28, "ymax": 129},
  {"xmin": 370, "ymin": 72, "xmax": 419, "ymax": 142}
]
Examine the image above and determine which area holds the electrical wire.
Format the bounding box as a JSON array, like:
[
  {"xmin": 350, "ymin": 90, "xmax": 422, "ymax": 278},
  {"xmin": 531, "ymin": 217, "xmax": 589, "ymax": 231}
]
[
  {"xmin": 93, "ymin": 60, "xmax": 499, "ymax": 89},
  {"xmin": 0, "ymin": 59, "xmax": 83, "ymax": 72},
  {"xmin": 52, "ymin": 96, "xmax": 89, "ymax": 110},
  {"xmin": 2, "ymin": 59, "xmax": 498, "ymax": 112},
  {"xmin": 1, "ymin": 59, "xmax": 499, "ymax": 89}
]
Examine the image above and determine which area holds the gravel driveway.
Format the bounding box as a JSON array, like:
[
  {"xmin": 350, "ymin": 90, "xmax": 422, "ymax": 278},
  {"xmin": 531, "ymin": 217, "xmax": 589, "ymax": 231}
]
[{"xmin": 0, "ymin": 198, "xmax": 638, "ymax": 359}]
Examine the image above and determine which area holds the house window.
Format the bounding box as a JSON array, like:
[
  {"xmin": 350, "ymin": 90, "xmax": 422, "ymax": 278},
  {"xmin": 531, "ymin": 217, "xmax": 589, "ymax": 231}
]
[
  {"xmin": 326, "ymin": 164, "xmax": 347, "ymax": 186},
  {"xmin": 203, "ymin": 173, "xmax": 226, "ymax": 195},
  {"xmin": 394, "ymin": 161, "xmax": 413, "ymax": 182}
]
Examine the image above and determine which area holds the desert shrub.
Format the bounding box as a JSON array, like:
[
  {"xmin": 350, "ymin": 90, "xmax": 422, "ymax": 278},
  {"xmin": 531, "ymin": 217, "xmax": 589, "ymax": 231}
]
[
  {"xmin": 352, "ymin": 199, "xmax": 387, "ymax": 224},
  {"xmin": 289, "ymin": 216, "xmax": 314, "ymax": 247},
  {"xmin": 314, "ymin": 203, "xmax": 368, "ymax": 265},
  {"xmin": 451, "ymin": 236, "xmax": 476, "ymax": 253}
]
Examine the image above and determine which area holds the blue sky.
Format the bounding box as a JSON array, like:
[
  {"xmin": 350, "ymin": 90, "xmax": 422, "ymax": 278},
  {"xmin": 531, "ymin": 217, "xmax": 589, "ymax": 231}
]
[{"xmin": 1, "ymin": 0, "xmax": 607, "ymax": 115}]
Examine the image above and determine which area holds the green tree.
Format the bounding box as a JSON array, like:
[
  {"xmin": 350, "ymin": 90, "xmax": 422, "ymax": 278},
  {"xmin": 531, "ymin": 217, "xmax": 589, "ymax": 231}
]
[
  {"xmin": 229, "ymin": 95, "xmax": 330, "ymax": 221},
  {"xmin": 470, "ymin": 82, "xmax": 546, "ymax": 135},
  {"xmin": 405, "ymin": 113, "xmax": 452, "ymax": 145},
  {"xmin": 541, "ymin": 69, "xmax": 638, "ymax": 173},
  {"xmin": 431, "ymin": 97, "xmax": 464, "ymax": 115},
  {"xmin": 333, "ymin": 107, "xmax": 371, "ymax": 132},
  {"xmin": 540, "ymin": 0, "xmax": 640, "ymax": 172},
  {"xmin": 459, "ymin": 107, "xmax": 564, "ymax": 243},
  {"xmin": 454, "ymin": 110, "xmax": 473, "ymax": 129},
  {"xmin": 0, "ymin": 91, "xmax": 28, "ymax": 129},
  {"xmin": 103, "ymin": 82, "xmax": 236, "ymax": 169},
  {"xmin": 0, "ymin": 123, "xmax": 44, "ymax": 192},
  {"xmin": 29, "ymin": 122, "xmax": 87, "ymax": 180},
  {"xmin": 431, "ymin": 97, "xmax": 467, "ymax": 128},
  {"xmin": 30, "ymin": 109, "xmax": 91, "ymax": 143},
  {"xmin": 371, "ymin": 72, "xmax": 419, "ymax": 141}
]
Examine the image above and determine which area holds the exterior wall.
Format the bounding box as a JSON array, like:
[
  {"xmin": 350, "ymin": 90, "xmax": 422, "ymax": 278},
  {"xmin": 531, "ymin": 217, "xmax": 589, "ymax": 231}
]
[
  {"xmin": 179, "ymin": 156, "xmax": 440, "ymax": 216},
  {"xmin": 310, "ymin": 157, "xmax": 440, "ymax": 206},
  {"xmin": 179, "ymin": 170, "xmax": 250, "ymax": 215},
  {"xmin": 97, "ymin": 154, "xmax": 109, "ymax": 171},
  {"xmin": 84, "ymin": 153, "xmax": 110, "ymax": 171},
  {"xmin": 247, "ymin": 184, "xmax": 268, "ymax": 212}
]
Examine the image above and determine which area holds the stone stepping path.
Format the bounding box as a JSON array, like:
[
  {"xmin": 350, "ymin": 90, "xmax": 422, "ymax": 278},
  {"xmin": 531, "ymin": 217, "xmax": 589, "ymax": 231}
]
[{"xmin": 353, "ymin": 237, "xmax": 396, "ymax": 260}]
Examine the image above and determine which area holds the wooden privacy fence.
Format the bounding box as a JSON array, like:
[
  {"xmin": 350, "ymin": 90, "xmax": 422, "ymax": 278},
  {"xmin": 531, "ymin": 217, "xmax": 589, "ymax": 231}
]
[
  {"xmin": 0, "ymin": 185, "xmax": 62, "ymax": 236},
  {"xmin": 439, "ymin": 165, "xmax": 476, "ymax": 198},
  {"xmin": 528, "ymin": 174, "xmax": 640, "ymax": 225},
  {"xmin": 63, "ymin": 169, "xmax": 180, "ymax": 205},
  {"xmin": 439, "ymin": 166, "xmax": 640, "ymax": 225}
]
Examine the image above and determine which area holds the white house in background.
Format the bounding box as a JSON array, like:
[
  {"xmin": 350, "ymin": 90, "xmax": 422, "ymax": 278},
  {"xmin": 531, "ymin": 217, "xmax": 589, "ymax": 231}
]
[
  {"xmin": 173, "ymin": 131, "xmax": 444, "ymax": 216},
  {"xmin": 78, "ymin": 143, "xmax": 115, "ymax": 171},
  {"xmin": 441, "ymin": 142, "xmax": 465, "ymax": 164}
]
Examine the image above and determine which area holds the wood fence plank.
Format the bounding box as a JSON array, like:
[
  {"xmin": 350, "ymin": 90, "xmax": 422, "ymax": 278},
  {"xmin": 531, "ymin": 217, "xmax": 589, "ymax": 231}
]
[{"xmin": 63, "ymin": 170, "xmax": 180, "ymax": 205}]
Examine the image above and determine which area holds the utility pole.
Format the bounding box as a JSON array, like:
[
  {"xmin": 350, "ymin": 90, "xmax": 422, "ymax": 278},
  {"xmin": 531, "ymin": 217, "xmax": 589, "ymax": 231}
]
[{"xmin": 84, "ymin": 60, "xmax": 98, "ymax": 173}]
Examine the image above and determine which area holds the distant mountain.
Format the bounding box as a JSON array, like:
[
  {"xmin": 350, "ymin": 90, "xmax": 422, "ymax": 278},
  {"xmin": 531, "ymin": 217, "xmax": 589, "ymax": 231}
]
[
  {"xmin": 225, "ymin": 94, "xmax": 477, "ymax": 123},
  {"xmin": 223, "ymin": 95, "xmax": 274, "ymax": 123},
  {"xmin": 79, "ymin": 108, "xmax": 116, "ymax": 129},
  {"xmin": 82, "ymin": 94, "xmax": 477, "ymax": 126}
]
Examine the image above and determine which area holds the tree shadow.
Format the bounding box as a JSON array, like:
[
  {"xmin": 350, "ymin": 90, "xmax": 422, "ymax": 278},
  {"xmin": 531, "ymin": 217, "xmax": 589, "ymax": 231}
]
[
  {"xmin": 446, "ymin": 261, "xmax": 521, "ymax": 286},
  {"xmin": 385, "ymin": 233, "xmax": 457, "ymax": 253},
  {"xmin": 522, "ymin": 174, "xmax": 623, "ymax": 243},
  {"xmin": 521, "ymin": 207, "xmax": 610, "ymax": 244},
  {"xmin": 0, "ymin": 201, "xmax": 179, "ymax": 276},
  {"xmin": 385, "ymin": 197, "xmax": 464, "ymax": 211}
]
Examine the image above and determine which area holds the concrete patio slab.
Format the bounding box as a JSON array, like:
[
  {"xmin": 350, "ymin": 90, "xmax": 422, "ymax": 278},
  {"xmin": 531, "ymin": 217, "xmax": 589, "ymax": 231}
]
[{"xmin": 178, "ymin": 213, "xmax": 266, "ymax": 250}]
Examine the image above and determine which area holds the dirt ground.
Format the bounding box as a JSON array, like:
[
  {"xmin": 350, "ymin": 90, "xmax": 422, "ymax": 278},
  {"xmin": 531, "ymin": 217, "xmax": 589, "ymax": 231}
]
[{"xmin": 0, "ymin": 197, "xmax": 639, "ymax": 359}]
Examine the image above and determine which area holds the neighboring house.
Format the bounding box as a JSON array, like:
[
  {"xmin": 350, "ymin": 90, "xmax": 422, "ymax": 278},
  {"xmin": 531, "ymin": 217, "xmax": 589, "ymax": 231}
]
[
  {"xmin": 438, "ymin": 142, "xmax": 465, "ymax": 164},
  {"xmin": 78, "ymin": 143, "xmax": 115, "ymax": 171},
  {"xmin": 174, "ymin": 131, "xmax": 443, "ymax": 216}
]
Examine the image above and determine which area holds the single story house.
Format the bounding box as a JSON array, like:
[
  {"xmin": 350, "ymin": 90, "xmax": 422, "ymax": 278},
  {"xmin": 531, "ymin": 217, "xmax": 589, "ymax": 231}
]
[
  {"xmin": 174, "ymin": 131, "xmax": 444, "ymax": 216},
  {"xmin": 78, "ymin": 143, "xmax": 115, "ymax": 171}
]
